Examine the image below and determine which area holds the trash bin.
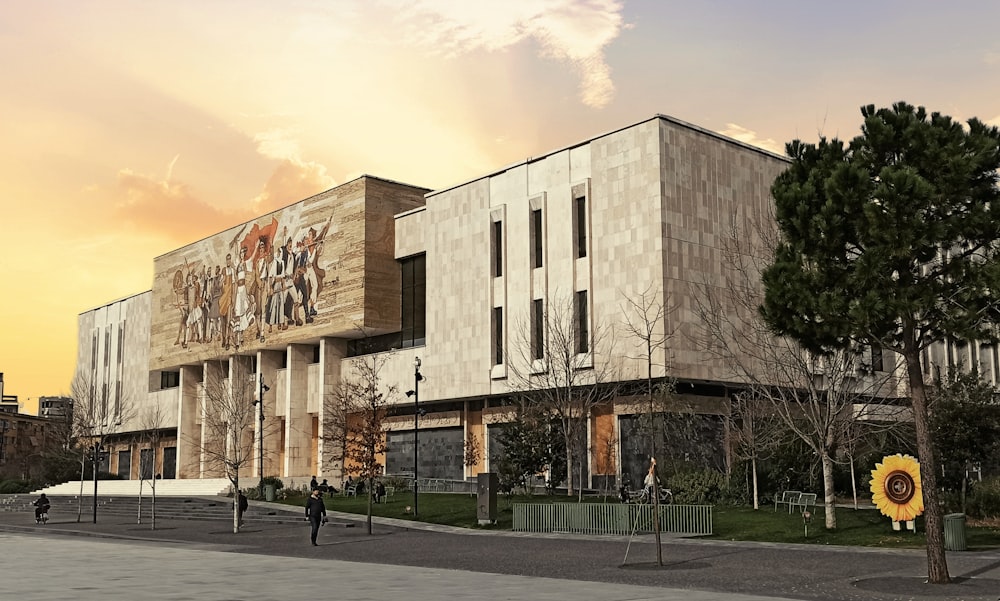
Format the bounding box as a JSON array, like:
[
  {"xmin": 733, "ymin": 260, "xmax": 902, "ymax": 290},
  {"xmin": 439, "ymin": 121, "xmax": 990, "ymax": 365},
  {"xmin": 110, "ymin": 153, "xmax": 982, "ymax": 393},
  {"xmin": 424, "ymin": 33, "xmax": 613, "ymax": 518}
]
[
  {"xmin": 943, "ymin": 513, "xmax": 966, "ymax": 551},
  {"xmin": 264, "ymin": 484, "xmax": 276, "ymax": 502}
]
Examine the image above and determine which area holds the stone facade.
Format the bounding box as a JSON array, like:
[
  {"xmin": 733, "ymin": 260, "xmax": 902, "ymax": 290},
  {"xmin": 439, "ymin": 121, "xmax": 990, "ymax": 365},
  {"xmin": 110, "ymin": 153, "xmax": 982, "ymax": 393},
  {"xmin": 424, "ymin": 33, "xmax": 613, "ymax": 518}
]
[{"xmin": 82, "ymin": 115, "xmax": 983, "ymax": 491}]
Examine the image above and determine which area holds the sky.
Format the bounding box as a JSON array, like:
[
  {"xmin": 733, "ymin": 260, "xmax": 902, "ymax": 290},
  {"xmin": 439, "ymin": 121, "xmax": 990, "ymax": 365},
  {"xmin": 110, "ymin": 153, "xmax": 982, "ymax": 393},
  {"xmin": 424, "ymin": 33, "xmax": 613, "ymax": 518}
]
[{"xmin": 2, "ymin": 0, "xmax": 1000, "ymax": 411}]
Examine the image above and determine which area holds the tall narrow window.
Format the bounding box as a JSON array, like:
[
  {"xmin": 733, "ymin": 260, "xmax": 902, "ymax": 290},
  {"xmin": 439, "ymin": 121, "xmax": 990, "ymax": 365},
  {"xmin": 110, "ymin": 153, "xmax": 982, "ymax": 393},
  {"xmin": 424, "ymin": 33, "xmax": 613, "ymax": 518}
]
[
  {"xmin": 491, "ymin": 220, "xmax": 503, "ymax": 277},
  {"xmin": 531, "ymin": 209, "xmax": 543, "ymax": 268},
  {"xmin": 492, "ymin": 307, "xmax": 504, "ymax": 365},
  {"xmin": 400, "ymin": 254, "xmax": 427, "ymax": 348},
  {"xmin": 575, "ymin": 291, "xmax": 589, "ymax": 354},
  {"xmin": 870, "ymin": 345, "xmax": 883, "ymax": 373},
  {"xmin": 574, "ymin": 196, "xmax": 587, "ymax": 258},
  {"xmin": 531, "ymin": 299, "xmax": 544, "ymax": 360}
]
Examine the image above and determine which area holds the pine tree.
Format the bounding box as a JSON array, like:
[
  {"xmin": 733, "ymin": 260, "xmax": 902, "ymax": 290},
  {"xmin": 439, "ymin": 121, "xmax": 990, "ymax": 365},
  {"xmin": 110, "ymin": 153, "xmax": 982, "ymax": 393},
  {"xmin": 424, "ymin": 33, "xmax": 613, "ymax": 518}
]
[{"xmin": 760, "ymin": 102, "xmax": 1000, "ymax": 584}]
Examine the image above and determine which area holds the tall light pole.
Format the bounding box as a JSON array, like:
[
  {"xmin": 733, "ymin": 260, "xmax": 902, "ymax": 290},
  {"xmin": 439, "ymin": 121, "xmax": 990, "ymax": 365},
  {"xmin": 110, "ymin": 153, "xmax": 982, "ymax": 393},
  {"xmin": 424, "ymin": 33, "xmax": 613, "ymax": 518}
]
[
  {"xmin": 405, "ymin": 357, "xmax": 423, "ymax": 517},
  {"xmin": 92, "ymin": 436, "xmax": 103, "ymax": 524},
  {"xmin": 253, "ymin": 373, "xmax": 269, "ymax": 498}
]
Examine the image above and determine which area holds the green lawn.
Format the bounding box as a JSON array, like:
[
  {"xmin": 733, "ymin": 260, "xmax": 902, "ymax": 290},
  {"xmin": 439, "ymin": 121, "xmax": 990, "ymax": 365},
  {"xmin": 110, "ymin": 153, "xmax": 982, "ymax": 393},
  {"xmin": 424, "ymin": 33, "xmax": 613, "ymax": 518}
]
[{"xmin": 279, "ymin": 492, "xmax": 1000, "ymax": 549}]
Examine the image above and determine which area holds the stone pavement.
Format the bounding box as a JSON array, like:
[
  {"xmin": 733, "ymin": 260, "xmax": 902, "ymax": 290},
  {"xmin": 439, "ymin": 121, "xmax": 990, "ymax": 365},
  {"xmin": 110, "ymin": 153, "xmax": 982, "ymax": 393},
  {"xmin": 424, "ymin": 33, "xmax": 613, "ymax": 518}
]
[{"xmin": 2, "ymin": 501, "xmax": 999, "ymax": 601}]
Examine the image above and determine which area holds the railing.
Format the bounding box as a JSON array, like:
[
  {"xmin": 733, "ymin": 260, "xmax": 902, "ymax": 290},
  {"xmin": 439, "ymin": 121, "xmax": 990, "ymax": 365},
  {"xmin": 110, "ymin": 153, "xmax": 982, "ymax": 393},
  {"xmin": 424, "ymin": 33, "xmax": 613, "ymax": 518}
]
[{"xmin": 513, "ymin": 502, "xmax": 713, "ymax": 536}]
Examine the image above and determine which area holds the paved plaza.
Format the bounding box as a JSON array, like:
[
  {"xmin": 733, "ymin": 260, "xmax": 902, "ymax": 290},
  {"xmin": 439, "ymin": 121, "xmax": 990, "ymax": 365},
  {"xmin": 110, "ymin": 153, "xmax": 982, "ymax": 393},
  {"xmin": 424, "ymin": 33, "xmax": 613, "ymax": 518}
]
[{"xmin": 2, "ymin": 503, "xmax": 999, "ymax": 601}]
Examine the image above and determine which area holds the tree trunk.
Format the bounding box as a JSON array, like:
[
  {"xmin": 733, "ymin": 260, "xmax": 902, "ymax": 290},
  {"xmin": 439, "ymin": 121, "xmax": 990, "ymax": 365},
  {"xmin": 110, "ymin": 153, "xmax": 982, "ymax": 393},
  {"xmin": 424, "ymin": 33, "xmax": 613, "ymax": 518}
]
[
  {"xmin": 751, "ymin": 455, "xmax": 760, "ymax": 510},
  {"xmin": 232, "ymin": 476, "xmax": 240, "ymax": 534},
  {"xmin": 565, "ymin": 436, "xmax": 574, "ymax": 497},
  {"xmin": 366, "ymin": 476, "xmax": 373, "ymax": 534},
  {"xmin": 821, "ymin": 452, "xmax": 837, "ymax": 529},
  {"xmin": 904, "ymin": 345, "xmax": 950, "ymax": 583},
  {"xmin": 850, "ymin": 455, "xmax": 858, "ymax": 510},
  {"xmin": 651, "ymin": 462, "xmax": 662, "ymax": 567}
]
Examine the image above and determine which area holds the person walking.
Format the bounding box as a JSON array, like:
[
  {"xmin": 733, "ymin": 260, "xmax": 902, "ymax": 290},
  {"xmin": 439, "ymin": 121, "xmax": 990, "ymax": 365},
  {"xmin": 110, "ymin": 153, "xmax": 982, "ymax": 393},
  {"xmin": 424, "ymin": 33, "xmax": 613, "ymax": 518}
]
[
  {"xmin": 304, "ymin": 488, "xmax": 327, "ymax": 546},
  {"xmin": 237, "ymin": 491, "xmax": 249, "ymax": 527}
]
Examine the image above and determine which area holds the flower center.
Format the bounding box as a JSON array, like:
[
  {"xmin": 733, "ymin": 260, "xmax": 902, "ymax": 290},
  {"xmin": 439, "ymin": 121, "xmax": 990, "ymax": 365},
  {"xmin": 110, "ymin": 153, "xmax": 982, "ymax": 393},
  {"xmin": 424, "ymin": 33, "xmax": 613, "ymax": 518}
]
[{"xmin": 884, "ymin": 470, "xmax": 916, "ymax": 504}]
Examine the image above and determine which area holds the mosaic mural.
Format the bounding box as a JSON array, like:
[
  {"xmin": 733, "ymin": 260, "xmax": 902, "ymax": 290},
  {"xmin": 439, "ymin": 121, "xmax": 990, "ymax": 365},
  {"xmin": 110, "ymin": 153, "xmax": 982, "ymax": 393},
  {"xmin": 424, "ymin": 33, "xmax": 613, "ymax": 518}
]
[{"xmin": 149, "ymin": 179, "xmax": 426, "ymax": 370}]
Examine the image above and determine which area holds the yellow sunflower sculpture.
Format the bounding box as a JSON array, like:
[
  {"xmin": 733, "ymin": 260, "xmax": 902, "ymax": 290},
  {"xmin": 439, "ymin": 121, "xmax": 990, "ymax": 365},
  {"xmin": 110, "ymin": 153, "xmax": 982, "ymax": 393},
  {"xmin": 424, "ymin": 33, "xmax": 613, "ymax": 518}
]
[{"xmin": 870, "ymin": 454, "xmax": 924, "ymax": 522}]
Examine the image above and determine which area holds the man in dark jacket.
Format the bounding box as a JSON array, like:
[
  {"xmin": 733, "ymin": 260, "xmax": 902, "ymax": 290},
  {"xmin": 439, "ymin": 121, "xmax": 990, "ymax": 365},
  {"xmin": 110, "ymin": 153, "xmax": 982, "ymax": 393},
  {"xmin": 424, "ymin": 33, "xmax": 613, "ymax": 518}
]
[
  {"xmin": 33, "ymin": 493, "xmax": 51, "ymax": 523},
  {"xmin": 304, "ymin": 488, "xmax": 327, "ymax": 546}
]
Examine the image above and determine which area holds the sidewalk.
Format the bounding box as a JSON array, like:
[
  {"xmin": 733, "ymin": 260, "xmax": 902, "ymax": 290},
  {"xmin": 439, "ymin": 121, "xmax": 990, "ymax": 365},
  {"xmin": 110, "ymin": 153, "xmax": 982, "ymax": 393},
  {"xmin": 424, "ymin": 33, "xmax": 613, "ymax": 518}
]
[{"xmin": 2, "ymin": 502, "xmax": 999, "ymax": 601}]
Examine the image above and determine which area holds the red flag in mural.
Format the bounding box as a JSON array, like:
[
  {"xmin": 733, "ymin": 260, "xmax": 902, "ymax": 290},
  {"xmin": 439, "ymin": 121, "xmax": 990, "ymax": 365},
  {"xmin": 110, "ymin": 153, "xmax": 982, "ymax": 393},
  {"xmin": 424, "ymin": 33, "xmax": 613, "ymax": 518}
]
[{"xmin": 241, "ymin": 217, "xmax": 279, "ymax": 261}]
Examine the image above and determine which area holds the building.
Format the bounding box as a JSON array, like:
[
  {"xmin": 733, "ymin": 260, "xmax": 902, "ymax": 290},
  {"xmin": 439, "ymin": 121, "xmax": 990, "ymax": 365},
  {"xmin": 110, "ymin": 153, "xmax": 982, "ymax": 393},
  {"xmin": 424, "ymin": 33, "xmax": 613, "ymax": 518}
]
[{"xmin": 79, "ymin": 114, "xmax": 950, "ymax": 490}]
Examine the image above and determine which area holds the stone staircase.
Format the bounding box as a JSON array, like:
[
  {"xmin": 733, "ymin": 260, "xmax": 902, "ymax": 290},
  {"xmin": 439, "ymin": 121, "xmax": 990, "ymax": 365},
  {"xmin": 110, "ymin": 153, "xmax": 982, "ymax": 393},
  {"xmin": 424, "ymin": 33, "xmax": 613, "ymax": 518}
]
[
  {"xmin": 0, "ymin": 493, "xmax": 313, "ymax": 525},
  {"xmin": 30, "ymin": 478, "xmax": 238, "ymax": 497}
]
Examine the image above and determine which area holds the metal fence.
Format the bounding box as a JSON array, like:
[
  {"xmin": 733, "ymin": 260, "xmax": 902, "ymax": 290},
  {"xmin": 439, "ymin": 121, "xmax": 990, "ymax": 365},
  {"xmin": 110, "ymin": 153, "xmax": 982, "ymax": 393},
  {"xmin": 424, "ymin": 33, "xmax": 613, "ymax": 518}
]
[{"xmin": 512, "ymin": 502, "xmax": 713, "ymax": 536}]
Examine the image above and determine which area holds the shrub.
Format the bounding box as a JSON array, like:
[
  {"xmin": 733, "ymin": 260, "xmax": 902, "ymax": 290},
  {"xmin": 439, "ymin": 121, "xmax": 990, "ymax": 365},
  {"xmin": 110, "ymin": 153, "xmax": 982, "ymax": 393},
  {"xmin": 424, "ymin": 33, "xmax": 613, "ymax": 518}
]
[
  {"xmin": 667, "ymin": 468, "xmax": 728, "ymax": 504},
  {"xmin": 260, "ymin": 476, "xmax": 284, "ymax": 491},
  {"xmin": 0, "ymin": 479, "xmax": 31, "ymax": 494},
  {"xmin": 967, "ymin": 478, "xmax": 1000, "ymax": 518}
]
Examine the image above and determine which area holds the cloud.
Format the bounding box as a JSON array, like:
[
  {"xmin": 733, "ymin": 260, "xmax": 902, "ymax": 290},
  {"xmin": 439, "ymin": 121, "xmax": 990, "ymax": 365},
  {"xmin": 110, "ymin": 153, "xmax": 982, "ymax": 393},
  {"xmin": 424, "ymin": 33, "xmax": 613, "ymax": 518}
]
[
  {"xmin": 250, "ymin": 128, "xmax": 336, "ymax": 214},
  {"xmin": 386, "ymin": 0, "xmax": 626, "ymax": 108},
  {"xmin": 113, "ymin": 167, "xmax": 254, "ymax": 243},
  {"xmin": 719, "ymin": 123, "xmax": 785, "ymax": 155},
  {"xmin": 252, "ymin": 158, "xmax": 337, "ymax": 215},
  {"xmin": 984, "ymin": 51, "xmax": 1000, "ymax": 65}
]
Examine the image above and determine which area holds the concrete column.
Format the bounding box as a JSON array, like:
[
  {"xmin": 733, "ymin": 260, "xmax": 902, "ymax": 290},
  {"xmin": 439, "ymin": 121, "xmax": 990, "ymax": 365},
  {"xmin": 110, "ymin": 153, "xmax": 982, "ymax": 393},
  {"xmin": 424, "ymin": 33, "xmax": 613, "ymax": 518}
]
[
  {"xmin": 317, "ymin": 338, "xmax": 347, "ymax": 483},
  {"xmin": 200, "ymin": 361, "xmax": 225, "ymax": 478},
  {"xmin": 175, "ymin": 364, "xmax": 202, "ymax": 479},
  {"xmin": 283, "ymin": 344, "xmax": 313, "ymax": 478},
  {"xmin": 256, "ymin": 350, "xmax": 283, "ymax": 482}
]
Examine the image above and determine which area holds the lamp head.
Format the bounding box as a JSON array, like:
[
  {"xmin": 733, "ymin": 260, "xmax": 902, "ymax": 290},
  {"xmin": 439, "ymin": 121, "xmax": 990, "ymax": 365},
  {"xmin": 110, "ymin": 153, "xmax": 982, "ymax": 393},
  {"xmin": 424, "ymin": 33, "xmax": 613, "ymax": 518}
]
[{"xmin": 414, "ymin": 356, "xmax": 421, "ymax": 369}]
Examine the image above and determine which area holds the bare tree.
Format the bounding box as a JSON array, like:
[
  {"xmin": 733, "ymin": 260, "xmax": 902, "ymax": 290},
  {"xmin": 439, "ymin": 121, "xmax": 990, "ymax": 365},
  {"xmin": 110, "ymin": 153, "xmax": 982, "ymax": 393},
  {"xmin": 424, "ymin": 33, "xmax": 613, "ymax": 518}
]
[
  {"xmin": 727, "ymin": 392, "xmax": 785, "ymax": 509},
  {"xmin": 694, "ymin": 212, "xmax": 903, "ymax": 529},
  {"xmin": 135, "ymin": 402, "xmax": 170, "ymax": 529},
  {"xmin": 70, "ymin": 371, "xmax": 135, "ymax": 523},
  {"xmin": 506, "ymin": 293, "xmax": 618, "ymax": 498},
  {"xmin": 338, "ymin": 353, "xmax": 395, "ymax": 534},
  {"xmin": 321, "ymin": 374, "xmax": 352, "ymax": 488},
  {"xmin": 191, "ymin": 356, "xmax": 257, "ymax": 533},
  {"xmin": 620, "ymin": 283, "xmax": 679, "ymax": 458}
]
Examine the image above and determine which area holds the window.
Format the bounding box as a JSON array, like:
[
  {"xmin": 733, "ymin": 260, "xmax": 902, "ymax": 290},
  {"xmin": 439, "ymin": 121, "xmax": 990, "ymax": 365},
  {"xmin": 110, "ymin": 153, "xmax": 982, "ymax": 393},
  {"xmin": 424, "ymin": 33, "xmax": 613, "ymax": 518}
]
[
  {"xmin": 140, "ymin": 448, "xmax": 154, "ymax": 480},
  {"xmin": 492, "ymin": 307, "xmax": 504, "ymax": 365},
  {"xmin": 401, "ymin": 254, "xmax": 426, "ymax": 348},
  {"xmin": 117, "ymin": 450, "xmax": 131, "ymax": 479},
  {"xmin": 160, "ymin": 371, "xmax": 180, "ymax": 389},
  {"xmin": 531, "ymin": 209, "xmax": 543, "ymax": 268},
  {"xmin": 491, "ymin": 220, "xmax": 503, "ymax": 277},
  {"xmin": 871, "ymin": 345, "xmax": 883, "ymax": 373},
  {"xmin": 574, "ymin": 196, "xmax": 587, "ymax": 258},
  {"xmin": 531, "ymin": 299, "xmax": 544, "ymax": 360},
  {"xmin": 575, "ymin": 291, "xmax": 589, "ymax": 354}
]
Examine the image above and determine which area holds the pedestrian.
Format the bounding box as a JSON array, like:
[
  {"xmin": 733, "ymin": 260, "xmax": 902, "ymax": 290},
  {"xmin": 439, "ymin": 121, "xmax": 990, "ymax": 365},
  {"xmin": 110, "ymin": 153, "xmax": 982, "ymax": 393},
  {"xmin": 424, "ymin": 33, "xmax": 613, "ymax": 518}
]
[
  {"xmin": 237, "ymin": 491, "xmax": 249, "ymax": 526},
  {"xmin": 309, "ymin": 475, "xmax": 319, "ymax": 491},
  {"xmin": 304, "ymin": 488, "xmax": 327, "ymax": 546}
]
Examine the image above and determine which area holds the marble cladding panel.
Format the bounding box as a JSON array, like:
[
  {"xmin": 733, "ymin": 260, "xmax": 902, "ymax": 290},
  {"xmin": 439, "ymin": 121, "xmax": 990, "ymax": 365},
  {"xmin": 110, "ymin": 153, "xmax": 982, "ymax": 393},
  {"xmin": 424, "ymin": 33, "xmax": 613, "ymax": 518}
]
[
  {"xmin": 395, "ymin": 207, "xmax": 426, "ymax": 259},
  {"xmin": 423, "ymin": 179, "xmax": 492, "ymax": 401},
  {"xmin": 76, "ymin": 292, "xmax": 156, "ymax": 434},
  {"xmin": 657, "ymin": 120, "xmax": 790, "ymax": 383}
]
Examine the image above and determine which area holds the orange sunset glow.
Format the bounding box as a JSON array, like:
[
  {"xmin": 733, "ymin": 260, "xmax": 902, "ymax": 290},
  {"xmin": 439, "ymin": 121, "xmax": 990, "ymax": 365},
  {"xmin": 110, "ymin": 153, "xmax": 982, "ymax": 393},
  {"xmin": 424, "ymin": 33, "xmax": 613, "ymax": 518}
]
[{"xmin": 2, "ymin": 0, "xmax": 1000, "ymax": 408}]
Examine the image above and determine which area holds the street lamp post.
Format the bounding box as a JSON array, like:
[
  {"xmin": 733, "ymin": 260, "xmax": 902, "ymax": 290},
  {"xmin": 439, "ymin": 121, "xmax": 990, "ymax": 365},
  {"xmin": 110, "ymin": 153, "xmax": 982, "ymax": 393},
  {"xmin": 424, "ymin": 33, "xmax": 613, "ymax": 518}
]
[
  {"xmin": 92, "ymin": 439, "xmax": 103, "ymax": 524},
  {"xmin": 253, "ymin": 374, "xmax": 269, "ymax": 498},
  {"xmin": 405, "ymin": 357, "xmax": 424, "ymax": 517}
]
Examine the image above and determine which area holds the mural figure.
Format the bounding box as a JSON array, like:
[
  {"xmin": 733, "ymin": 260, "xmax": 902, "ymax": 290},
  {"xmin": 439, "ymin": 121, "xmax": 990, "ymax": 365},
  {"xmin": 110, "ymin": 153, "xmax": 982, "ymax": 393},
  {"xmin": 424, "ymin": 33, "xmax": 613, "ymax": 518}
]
[
  {"xmin": 172, "ymin": 267, "xmax": 190, "ymax": 348},
  {"xmin": 162, "ymin": 213, "xmax": 337, "ymax": 354},
  {"xmin": 219, "ymin": 253, "xmax": 235, "ymax": 350},
  {"xmin": 232, "ymin": 245, "xmax": 255, "ymax": 349}
]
